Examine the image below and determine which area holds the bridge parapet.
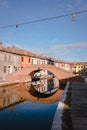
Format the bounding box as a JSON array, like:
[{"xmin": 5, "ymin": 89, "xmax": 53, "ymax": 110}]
[{"xmin": 6, "ymin": 64, "xmax": 80, "ymax": 84}]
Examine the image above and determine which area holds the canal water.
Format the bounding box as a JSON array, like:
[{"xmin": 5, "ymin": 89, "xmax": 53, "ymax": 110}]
[{"xmin": 0, "ymin": 78, "xmax": 60, "ymax": 130}]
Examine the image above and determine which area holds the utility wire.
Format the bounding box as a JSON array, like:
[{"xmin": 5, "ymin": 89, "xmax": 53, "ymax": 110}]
[{"xmin": 0, "ymin": 9, "xmax": 87, "ymax": 29}]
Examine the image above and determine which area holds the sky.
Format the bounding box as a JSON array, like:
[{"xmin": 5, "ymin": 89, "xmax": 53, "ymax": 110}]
[{"xmin": 0, "ymin": 0, "xmax": 87, "ymax": 62}]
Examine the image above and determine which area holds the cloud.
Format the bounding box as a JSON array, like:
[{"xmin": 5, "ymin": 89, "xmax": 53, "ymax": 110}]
[
  {"xmin": 27, "ymin": 41, "xmax": 87, "ymax": 62},
  {"xmin": 50, "ymin": 42, "xmax": 87, "ymax": 51},
  {"xmin": 32, "ymin": 42, "xmax": 87, "ymax": 61}
]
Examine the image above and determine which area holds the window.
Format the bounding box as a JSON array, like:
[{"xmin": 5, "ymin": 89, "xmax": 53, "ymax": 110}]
[
  {"xmin": 3, "ymin": 66, "xmax": 6, "ymax": 73},
  {"xmin": 4, "ymin": 54, "xmax": 7, "ymax": 61},
  {"xmin": 39, "ymin": 60, "xmax": 40, "ymax": 64},
  {"xmin": 42, "ymin": 61, "xmax": 43, "ymax": 64},
  {"xmin": 28, "ymin": 58, "xmax": 30, "ymax": 63},
  {"xmin": 14, "ymin": 66, "xmax": 17, "ymax": 71},
  {"xmin": 18, "ymin": 67, "xmax": 20, "ymax": 70},
  {"xmin": 37, "ymin": 60, "xmax": 39, "ymax": 64},
  {"xmin": 15, "ymin": 67, "xmax": 17, "ymax": 71},
  {"xmin": 32, "ymin": 59, "xmax": 33, "ymax": 64},
  {"xmin": 21, "ymin": 67, "xmax": 23, "ymax": 70},
  {"xmin": 9, "ymin": 55, "xmax": 11, "ymax": 62},
  {"xmin": 21, "ymin": 57, "xmax": 24, "ymax": 62}
]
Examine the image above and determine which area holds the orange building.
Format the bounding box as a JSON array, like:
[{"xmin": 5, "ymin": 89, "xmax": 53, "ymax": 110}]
[
  {"xmin": 21, "ymin": 55, "xmax": 31, "ymax": 69},
  {"xmin": 8, "ymin": 46, "xmax": 33, "ymax": 69}
]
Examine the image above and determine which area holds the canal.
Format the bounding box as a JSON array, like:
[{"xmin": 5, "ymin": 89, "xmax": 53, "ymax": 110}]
[{"xmin": 0, "ymin": 78, "xmax": 63, "ymax": 130}]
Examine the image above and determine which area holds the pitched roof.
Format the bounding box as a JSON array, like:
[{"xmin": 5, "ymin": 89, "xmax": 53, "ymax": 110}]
[{"xmin": 0, "ymin": 44, "xmax": 47, "ymax": 60}]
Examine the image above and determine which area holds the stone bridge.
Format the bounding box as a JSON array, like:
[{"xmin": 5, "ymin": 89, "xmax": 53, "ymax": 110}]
[
  {"xmin": 4, "ymin": 64, "xmax": 84, "ymax": 104},
  {"xmin": 6, "ymin": 64, "xmax": 78, "ymax": 84}
]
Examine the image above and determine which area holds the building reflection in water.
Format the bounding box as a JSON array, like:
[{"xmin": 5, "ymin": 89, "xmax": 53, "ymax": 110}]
[
  {"xmin": 0, "ymin": 78, "xmax": 60, "ymax": 110},
  {"xmin": 24, "ymin": 77, "xmax": 63, "ymax": 104},
  {"xmin": 31, "ymin": 78, "xmax": 59, "ymax": 94},
  {"xmin": 0, "ymin": 88, "xmax": 21, "ymax": 110}
]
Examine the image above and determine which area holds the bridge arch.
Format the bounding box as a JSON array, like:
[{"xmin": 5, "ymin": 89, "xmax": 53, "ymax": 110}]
[
  {"xmin": 6, "ymin": 64, "xmax": 75, "ymax": 85},
  {"xmin": 21, "ymin": 64, "xmax": 75, "ymax": 84}
]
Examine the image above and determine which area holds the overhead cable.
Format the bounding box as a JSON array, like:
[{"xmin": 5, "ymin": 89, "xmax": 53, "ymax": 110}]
[{"xmin": 0, "ymin": 9, "xmax": 87, "ymax": 29}]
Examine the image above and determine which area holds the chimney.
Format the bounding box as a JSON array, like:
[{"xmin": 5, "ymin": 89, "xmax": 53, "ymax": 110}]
[{"xmin": 0, "ymin": 42, "xmax": 3, "ymax": 49}]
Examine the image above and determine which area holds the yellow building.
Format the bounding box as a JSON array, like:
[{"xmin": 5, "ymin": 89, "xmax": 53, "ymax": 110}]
[{"xmin": 73, "ymin": 64, "xmax": 85, "ymax": 74}]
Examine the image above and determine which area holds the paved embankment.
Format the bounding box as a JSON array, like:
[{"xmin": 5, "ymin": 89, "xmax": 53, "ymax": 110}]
[
  {"xmin": 71, "ymin": 82, "xmax": 87, "ymax": 130},
  {"xmin": 51, "ymin": 82, "xmax": 70, "ymax": 130},
  {"xmin": 51, "ymin": 81, "xmax": 87, "ymax": 130}
]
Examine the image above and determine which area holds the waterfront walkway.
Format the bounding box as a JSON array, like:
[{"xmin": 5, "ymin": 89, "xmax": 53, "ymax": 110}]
[
  {"xmin": 51, "ymin": 81, "xmax": 87, "ymax": 130},
  {"xmin": 71, "ymin": 82, "xmax": 87, "ymax": 130}
]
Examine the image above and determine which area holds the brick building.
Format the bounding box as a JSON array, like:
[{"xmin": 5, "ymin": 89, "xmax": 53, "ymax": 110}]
[{"xmin": 0, "ymin": 43, "xmax": 48, "ymax": 80}]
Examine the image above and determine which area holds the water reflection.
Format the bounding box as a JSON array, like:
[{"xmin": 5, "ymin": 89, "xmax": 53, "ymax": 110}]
[
  {"xmin": 23, "ymin": 78, "xmax": 63, "ymax": 104},
  {"xmin": 0, "ymin": 88, "xmax": 21, "ymax": 110},
  {"xmin": 0, "ymin": 78, "xmax": 64, "ymax": 130},
  {"xmin": 0, "ymin": 78, "xmax": 62, "ymax": 110},
  {"xmin": 0, "ymin": 100, "xmax": 58, "ymax": 130},
  {"xmin": 26, "ymin": 77, "xmax": 59, "ymax": 94}
]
